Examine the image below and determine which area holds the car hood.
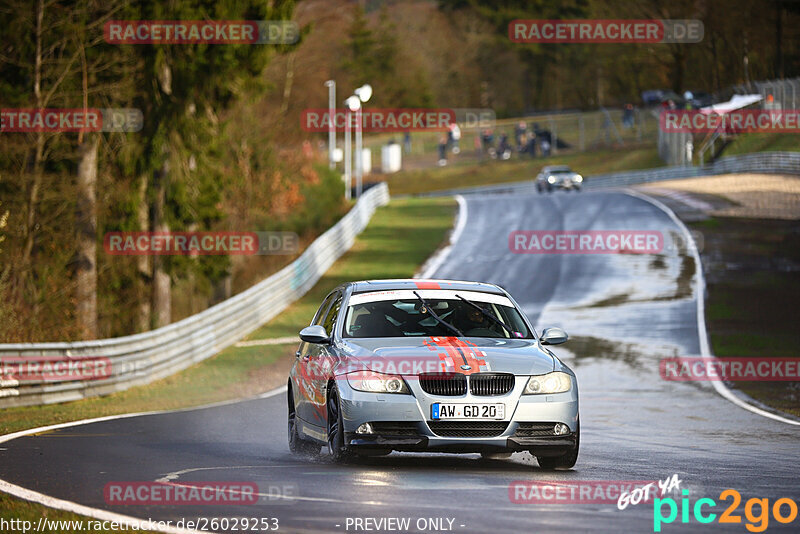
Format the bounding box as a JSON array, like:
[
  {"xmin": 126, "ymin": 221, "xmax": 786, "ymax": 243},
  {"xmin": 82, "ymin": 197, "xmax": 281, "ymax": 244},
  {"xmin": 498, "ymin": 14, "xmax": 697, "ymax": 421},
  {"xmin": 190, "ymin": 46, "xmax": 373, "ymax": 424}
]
[{"xmin": 337, "ymin": 337, "xmax": 555, "ymax": 376}]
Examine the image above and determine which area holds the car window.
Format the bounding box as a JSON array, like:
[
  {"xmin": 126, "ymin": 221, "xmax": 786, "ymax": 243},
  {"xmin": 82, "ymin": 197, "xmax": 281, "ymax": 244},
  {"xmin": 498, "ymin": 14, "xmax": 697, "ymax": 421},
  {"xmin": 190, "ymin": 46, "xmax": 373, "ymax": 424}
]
[
  {"xmin": 312, "ymin": 292, "xmax": 336, "ymax": 326},
  {"xmin": 322, "ymin": 292, "xmax": 343, "ymax": 336},
  {"xmin": 343, "ymin": 298, "xmax": 533, "ymax": 339}
]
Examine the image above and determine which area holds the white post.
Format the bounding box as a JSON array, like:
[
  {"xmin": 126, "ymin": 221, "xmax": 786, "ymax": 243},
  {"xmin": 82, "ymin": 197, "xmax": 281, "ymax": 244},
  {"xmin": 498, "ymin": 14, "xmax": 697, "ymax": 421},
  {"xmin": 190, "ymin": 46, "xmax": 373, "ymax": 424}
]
[
  {"xmin": 344, "ymin": 109, "xmax": 352, "ymax": 201},
  {"xmin": 325, "ymin": 80, "xmax": 336, "ymax": 170},
  {"xmin": 355, "ymin": 106, "xmax": 363, "ymax": 198},
  {"xmin": 353, "ymin": 84, "xmax": 371, "ymax": 199}
]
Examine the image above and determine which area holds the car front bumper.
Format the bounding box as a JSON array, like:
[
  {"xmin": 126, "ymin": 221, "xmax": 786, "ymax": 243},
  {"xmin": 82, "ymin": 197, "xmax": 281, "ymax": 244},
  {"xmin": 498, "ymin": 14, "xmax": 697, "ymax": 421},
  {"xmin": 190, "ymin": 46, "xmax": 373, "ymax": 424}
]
[
  {"xmin": 554, "ymin": 180, "xmax": 580, "ymax": 189},
  {"xmin": 338, "ymin": 376, "xmax": 579, "ymax": 455}
]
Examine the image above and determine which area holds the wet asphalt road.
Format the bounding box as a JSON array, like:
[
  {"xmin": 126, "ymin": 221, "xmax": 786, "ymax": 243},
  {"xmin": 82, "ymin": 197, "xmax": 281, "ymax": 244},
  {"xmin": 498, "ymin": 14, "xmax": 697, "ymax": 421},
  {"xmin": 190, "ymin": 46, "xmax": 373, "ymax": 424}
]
[{"xmin": 1, "ymin": 190, "xmax": 799, "ymax": 534}]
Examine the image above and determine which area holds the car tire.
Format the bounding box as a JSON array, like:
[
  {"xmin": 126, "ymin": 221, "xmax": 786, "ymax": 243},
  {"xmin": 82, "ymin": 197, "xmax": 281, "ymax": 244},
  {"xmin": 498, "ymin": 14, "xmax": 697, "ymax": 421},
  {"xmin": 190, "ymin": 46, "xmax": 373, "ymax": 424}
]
[
  {"xmin": 288, "ymin": 387, "xmax": 319, "ymax": 456},
  {"xmin": 537, "ymin": 422, "xmax": 579, "ymax": 470},
  {"xmin": 536, "ymin": 183, "xmax": 543, "ymax": 193},
  {"xmin": 327, "ymin": 383, "xmax": 353, "ymax": 462}
]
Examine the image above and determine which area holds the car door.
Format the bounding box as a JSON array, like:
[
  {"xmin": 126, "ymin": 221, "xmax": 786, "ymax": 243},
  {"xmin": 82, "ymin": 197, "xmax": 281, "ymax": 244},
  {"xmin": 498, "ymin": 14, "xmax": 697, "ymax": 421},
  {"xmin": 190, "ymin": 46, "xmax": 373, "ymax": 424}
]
[
  {"xmin": 294, "ymin": 292, "xmax": 336, "ymax": 425},
  {"xmin": 309, "ymin": 291, "xmax": 344, "ymax": 428}
]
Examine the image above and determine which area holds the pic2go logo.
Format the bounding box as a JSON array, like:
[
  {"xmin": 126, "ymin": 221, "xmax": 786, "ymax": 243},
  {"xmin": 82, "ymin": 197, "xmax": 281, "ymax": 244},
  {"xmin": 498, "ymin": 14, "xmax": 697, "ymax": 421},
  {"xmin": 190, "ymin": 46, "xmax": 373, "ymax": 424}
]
[{"xmin": 654, "ymin": 489, "xmax": 798, "ymax": 532}]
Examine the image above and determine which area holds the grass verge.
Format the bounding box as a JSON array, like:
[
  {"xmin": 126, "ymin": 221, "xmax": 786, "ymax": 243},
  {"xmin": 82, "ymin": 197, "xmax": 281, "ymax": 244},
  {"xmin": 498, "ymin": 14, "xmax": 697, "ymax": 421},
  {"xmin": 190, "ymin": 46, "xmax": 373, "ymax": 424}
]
[
  {"xmin": 691, "ymin": 216, "xmax": 800, "ymax": 417},
  {"xmin": 0, "ymin": 196, "xmax": 455, "ymax": 528},
  {"xmin": 723, "ymin": 132, "xmax": 800, "ymax": 156}
]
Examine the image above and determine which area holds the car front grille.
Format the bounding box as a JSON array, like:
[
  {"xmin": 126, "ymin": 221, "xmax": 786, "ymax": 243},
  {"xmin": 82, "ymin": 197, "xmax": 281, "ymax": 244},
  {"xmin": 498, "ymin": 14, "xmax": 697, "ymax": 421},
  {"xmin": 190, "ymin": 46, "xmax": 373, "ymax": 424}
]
[
  {"xmin": 428, "ymin": 421, "xmax": 509, "ymax": 438},
  {"xmin": 514, "ymin": 422, "xmax": 559, "ymax": 437},
  {"xmin": 469, "ymin": 373, "xmax": 515, "ymax": 396},
  {"xmin": 418, "ymin": 373, "xmax": 515, "ymax": 396},
  {"xmin": 419, "ymin": 373, "xmax": 467, "ymax": 396},
  {"xmin": 370, "ymin": 422, "xmax": 419, "ymax": 436}
]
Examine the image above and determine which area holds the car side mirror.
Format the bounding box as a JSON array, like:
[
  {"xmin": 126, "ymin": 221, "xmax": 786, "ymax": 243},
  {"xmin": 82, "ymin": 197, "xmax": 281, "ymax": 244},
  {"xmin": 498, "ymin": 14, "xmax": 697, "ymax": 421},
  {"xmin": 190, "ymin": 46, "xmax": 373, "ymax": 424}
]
[
  {"xmin": 540, "ymin": 327, "xmax": 568, "ymax": 345},
  {"xmin": 299, "ymin": 325, "xmax": 330, "ymax": 344}
]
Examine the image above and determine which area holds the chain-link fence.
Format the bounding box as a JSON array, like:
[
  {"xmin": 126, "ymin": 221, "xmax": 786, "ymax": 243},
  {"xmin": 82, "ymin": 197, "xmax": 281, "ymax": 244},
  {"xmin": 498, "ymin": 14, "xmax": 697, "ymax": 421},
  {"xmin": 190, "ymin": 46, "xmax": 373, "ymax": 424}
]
[
  {"xmin": 364, "ymin": 107, "xmax": 661, "ymax": 164},
  {"xmin": 730, "ymin": 77, "xmax": 800, "ymax": 110}
]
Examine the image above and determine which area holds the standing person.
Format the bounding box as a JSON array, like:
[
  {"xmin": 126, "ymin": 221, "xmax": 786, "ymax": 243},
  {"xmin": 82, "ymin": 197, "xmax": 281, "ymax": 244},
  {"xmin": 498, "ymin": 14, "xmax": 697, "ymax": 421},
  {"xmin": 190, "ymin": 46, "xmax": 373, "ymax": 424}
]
[
  {"xmin": 482, "ymin": 129, "xmax": 495, "ymax": 158},
  {"xmin": 622, "ymin": 104, "xmax": 634, "ymax": 128},
  {"xmin": 450, "ymin": 122, "xmax": 461, "ymax": 154},
  {"xmin": 515, "ymin": 121, "xmax": 527, "ymax": 151},
  {"xmin": 438, "ymin": 134, "xmax": 447, "ymax": 166},
  {"xmin": 403, "ymin": 131, "xmax": 411, "ymax": 154},
  {"xmin": 447, "ymin": 124, "xmax": 454, "ymax": 152},
  {"xmin": 498, "ymin": 133, "xmax": 510, "ymax": 160},
  {"xmin": 527, "ymin": 132, "xmax": 537, "ymax": 158},
  {"xmin": 540, "ymin": 137, "xmax": 551, "ymax": 157}
]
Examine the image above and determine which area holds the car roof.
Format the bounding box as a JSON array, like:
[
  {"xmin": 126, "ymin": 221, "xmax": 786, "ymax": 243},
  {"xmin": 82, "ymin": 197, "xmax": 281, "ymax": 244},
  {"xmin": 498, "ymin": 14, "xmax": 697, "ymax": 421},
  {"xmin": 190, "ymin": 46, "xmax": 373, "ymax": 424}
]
[
  {"xmin": 545, "ymin": 165, "xmax": 572, "ymax": 172},
  {"xmin": 349, "ymin": 279, "xmax": 506, "ymax": 295}
]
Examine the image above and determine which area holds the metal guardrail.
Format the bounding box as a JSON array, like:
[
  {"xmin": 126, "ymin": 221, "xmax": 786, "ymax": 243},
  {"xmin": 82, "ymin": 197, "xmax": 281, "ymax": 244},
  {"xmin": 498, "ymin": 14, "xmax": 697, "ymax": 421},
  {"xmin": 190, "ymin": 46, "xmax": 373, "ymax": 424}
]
[
  {"xmin": 420, "ymin": 151, "xmax": 800, "ymax": 198},
  {"xmin": 0, "ymin": 183, "xmax": 390, "ymax": 408}
]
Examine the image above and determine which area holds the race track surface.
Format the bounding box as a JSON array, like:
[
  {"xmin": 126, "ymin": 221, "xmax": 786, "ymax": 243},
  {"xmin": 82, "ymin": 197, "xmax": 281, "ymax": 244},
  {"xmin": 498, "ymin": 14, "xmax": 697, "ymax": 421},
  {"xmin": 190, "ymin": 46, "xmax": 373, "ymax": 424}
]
[{"xmin": 2, "ymin": 191, "xmax": 798, "ymax": 533}]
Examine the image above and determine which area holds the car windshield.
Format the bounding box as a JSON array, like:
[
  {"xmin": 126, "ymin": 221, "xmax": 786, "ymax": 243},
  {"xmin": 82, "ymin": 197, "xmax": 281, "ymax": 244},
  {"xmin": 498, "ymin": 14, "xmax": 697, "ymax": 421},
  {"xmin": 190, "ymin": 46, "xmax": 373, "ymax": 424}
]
[
  {"xmin": 551, "ymin": 168, "xmax": 572, "ymax": 174},
  {"xmin": 343, "ymin": 292, "xmax": 533, "ymax": 339}
]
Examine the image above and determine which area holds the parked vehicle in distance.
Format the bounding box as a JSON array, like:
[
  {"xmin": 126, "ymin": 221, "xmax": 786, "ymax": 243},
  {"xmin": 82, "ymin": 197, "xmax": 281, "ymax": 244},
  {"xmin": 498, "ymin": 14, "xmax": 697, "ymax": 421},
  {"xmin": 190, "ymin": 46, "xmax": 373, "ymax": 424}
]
[
  {"xmin": 684, "ymin": 90, "xmax": 714, "ymax": 109},
  {"xmin": 536, "ymin": 166, "xmax": 584, "ymax": 193}
]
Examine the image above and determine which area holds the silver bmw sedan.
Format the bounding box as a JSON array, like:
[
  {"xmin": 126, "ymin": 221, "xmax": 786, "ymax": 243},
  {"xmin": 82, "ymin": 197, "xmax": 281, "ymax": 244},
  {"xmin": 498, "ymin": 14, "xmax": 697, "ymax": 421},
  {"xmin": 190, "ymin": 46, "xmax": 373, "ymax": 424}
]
[{"xmin": 287, "ymin": 279, "xmax": 579, "ymax": 469}]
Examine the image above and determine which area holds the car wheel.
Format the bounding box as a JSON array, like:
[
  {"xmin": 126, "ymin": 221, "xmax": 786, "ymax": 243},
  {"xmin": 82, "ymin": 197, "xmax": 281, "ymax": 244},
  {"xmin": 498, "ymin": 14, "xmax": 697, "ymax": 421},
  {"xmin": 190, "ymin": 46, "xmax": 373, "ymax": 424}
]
[
  {"xmin": 327, "ymin": 383, "xmax": 353, "ymax": 462},
  {"xmin": 536, "ymin": 183, "xmax": 543, "ymax": 193},
  {"xmin": 288, "ymin": 387, "xmax": 319, "ymax": 456},
  {"xmin": 547, "ymin": 184, "xmax": 553, "ymax": 193},
  {"xmin": 537, "ymin": 423, "xmax": 579, "ymax": 470}
]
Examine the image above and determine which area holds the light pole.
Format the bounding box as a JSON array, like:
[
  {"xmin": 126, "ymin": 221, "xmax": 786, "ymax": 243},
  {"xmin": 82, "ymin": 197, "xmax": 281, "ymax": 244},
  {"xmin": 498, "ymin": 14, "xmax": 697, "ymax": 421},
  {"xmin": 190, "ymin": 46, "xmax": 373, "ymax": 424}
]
[
  {"xmin": 344, "ymin": 95, "xmax": 360, "ymax": 201},
  {"xmin": 353, "ymin": 84, "xmax": 372, "ymax": 199},
  {"xmin": 324, "ymin": 80, "xmax": 336, "ymax": 170}
]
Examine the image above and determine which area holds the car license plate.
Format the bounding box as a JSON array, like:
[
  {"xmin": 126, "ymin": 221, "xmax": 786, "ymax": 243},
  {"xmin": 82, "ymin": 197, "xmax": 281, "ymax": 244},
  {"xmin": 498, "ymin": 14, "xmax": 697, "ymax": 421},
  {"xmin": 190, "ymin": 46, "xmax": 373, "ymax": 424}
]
[{"xmin": 431, "ymin": 403, "xmax": 505, "ymax": 420}]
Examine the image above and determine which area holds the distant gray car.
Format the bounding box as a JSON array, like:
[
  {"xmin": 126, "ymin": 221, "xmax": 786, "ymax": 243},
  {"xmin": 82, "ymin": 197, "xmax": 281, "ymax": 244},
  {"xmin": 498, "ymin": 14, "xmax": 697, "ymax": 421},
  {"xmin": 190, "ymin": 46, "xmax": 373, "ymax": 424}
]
[
  {"xmin": 287, "ymin": 279, "xmax": 580, "ymax": 469},
  {"xmin": 536, "ymin": 165, "xmax": 583, "ymax": 192}
]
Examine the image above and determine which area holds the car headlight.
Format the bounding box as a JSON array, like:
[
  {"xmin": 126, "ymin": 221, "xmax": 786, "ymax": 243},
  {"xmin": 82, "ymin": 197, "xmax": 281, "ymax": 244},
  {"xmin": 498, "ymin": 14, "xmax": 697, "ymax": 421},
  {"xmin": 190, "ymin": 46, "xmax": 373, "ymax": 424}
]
[
  {"xmin": 346, "ymin": 371, "xmax": 409, "ymax": 394},
  {"xmin": 574, "ymin": 175, "xmax": 583, "ymax": 182},
  {"xmin": 523, "ymin": 372, "xmax": 572, "ymax": 395},
  {"xmin": 547, "ymin": 176, "xmax": 556, "ymax": 184}
]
